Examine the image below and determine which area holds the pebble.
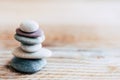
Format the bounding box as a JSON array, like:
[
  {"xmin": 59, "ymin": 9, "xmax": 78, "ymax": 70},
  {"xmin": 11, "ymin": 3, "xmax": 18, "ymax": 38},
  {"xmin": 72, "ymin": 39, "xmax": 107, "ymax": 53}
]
[
  {"xmin": 20, "ymin": 20, "xmax": 39, "ymax": 32},
  {"xmin": 16, "ymin": 28, "xmax": 43, "ymax": 38},
  {"xmin": 21, "ymin": 43, "xmax": 42, "ymax": 52},
  {"xmin": 10, "ymin": 57, "xmax": 47, "ymax": 73},
  {"xmin": 14, "ymin": 34, "xmax": 45, "ymax": 45},
  {"xmin": 12, "ymin": 47, "xmax": 52, "ymax": 59}
]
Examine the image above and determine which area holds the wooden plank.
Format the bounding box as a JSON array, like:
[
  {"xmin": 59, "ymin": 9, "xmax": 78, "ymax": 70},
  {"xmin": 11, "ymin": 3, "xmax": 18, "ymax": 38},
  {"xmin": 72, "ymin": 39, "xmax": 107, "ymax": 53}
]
[{"xmin": 0, "ymin": 48, "xmax": 120, "ymax": 80}]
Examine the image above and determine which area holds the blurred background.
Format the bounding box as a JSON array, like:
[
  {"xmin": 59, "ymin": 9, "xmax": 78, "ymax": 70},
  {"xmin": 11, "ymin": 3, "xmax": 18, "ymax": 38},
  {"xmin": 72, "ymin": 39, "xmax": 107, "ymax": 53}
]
[{"xmin": 0, "ymin": 0, "xmax": 120, "ymax": 50}]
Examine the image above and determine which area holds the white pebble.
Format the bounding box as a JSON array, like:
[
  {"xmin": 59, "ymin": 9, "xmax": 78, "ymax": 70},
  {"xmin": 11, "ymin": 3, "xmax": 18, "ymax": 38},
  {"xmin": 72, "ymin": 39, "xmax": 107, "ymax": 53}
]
[
  {"xmin": 20, "ymin": 20, "xmax": 39, "ymax": 32},
  {"xmin": 12, "ymin": 47, "xmax": 52, "ymax": 59},
  {"xmin": 21, "ymin": 44, "xmax": 42, "ymax": 52}
]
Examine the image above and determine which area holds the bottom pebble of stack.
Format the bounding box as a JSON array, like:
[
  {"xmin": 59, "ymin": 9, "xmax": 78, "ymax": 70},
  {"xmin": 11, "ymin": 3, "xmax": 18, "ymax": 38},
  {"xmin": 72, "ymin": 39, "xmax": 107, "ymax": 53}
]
[{"xmin": 10, "ymin": 57, "xmax": 47, "ymax": 73}]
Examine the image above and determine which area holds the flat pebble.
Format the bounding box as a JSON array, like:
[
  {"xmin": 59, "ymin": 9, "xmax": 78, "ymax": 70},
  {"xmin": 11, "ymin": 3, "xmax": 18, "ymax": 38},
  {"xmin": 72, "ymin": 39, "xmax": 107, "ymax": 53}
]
[
  {"xmin": 12, "ymin": 47, "xmax": 52, "ymax": 59},
  {"xmin": 21, "ymin": 44, "xmax": 42, "ymax": 52},
  {"xmin": 14, "ymin": 34, "xmax": 45, "ymax": 45},
  {"xmin": 20, "ymin": 20, "xmax": 39, "ymax": 32},
  {"xmin": 16, "ymin": 28, "xmax": 43, "ymax": 38},
  {"xmin": 10, "ymin": 57, "xmax": 47, "ymax": 73}
]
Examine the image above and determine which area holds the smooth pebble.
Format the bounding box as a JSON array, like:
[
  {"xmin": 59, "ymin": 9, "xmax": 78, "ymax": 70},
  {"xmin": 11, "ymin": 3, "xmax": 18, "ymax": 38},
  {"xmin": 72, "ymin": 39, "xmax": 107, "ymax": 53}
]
[
  {"xmin": 20, "ymin": 20, "xmax": 39, "ymax": 32},
  {"xmin": 12, "ymin": 47, "xmax": 52, "ymax": 59},
  {"xmin": 16, "ymin": 28, "xmax": 43, "ymax": 38},
  {"xmin": 21, "ymin": 43, "xmax": 42, "ymax": 52},
  {"xmin": 14, "ymin": 34, "xmax": 45, "ymax": 45},
  {"xmin": 10, "ymin": 57, "xmax": 47, "ymax": 73}
]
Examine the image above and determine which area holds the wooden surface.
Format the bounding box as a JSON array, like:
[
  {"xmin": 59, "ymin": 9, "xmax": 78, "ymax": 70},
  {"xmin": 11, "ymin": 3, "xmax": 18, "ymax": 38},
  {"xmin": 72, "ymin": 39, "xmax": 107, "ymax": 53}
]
[{"xmin": 0, "ymin": 47, "xmax": 120, "ymax": 80}]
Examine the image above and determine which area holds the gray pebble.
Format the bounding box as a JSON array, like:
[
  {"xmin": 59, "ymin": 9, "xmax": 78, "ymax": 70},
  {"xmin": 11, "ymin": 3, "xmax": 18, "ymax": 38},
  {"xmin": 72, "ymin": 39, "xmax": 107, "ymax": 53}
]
[
  {"xmin": 10, "ymin": 57, "xmax": 47, "ymax": 73},
  {"xmin": 14, "ymin": 34, "xmax": 45, "ymax": 45}
]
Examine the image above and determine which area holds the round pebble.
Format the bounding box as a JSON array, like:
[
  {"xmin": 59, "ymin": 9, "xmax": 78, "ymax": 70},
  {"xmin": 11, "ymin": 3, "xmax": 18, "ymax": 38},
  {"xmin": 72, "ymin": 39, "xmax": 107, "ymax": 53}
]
[
  {"xmin": 14, "ymin": 34, "xmax": 45, "ymax": 45},
  {"xmin": 21, "ymin": 44, "xmax": 42, "ymax": 52},
  {"xmin": 10, "ymin": 57, "xmax": 47, "ymax": 73},
  {"xmin": 20, "ymin": 20, "xmax": 39, "ymax": 32},
  {"xmin": 16, "ymin": 28, "xmax": 43, "ymax": 38},
  {"xmin": 12, "ymin": 47, "xmax": 52, "ymax": 59}
]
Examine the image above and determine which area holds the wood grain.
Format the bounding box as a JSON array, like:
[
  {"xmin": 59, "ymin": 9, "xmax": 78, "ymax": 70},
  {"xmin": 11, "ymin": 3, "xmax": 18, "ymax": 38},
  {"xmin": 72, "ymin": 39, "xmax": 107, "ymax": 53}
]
[{"xmin": 0, "ymin": 47, "xmax": 120, "ymax": 80}]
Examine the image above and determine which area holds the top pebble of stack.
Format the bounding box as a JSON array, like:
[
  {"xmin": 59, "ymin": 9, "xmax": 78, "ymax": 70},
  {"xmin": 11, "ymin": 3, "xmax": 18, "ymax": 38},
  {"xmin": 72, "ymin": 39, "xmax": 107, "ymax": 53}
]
[{"xmin": 20, "ymin": 20, "xmax": 39, "ymax": 32}]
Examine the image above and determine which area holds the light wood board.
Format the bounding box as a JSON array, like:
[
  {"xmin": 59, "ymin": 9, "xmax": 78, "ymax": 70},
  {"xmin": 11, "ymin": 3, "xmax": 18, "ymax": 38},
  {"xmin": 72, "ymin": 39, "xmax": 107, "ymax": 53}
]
[{"xmin": 0, "ymin": 48, "xmax": 120, "ymax": 80}]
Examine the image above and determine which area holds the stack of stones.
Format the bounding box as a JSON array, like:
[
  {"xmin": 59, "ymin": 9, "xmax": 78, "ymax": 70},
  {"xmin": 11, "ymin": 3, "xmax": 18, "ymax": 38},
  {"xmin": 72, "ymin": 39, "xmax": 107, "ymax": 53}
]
[{"xmin": 10, "ymin": 20, "xmax": 52, "ymax": 73}]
